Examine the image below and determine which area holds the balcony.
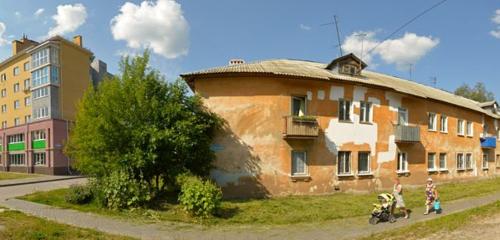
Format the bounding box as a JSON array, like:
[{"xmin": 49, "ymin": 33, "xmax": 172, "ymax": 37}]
[
  {"xmin": 283, "ymin": 116, "xmax": 319, "ymax": 139},
  {"xmin": 480, "ymin": 137, "xmax": 497, "ymax": 149},
  {"xmin": 394, "ymin": 124, "xmax": 420, "ymax": 143}
]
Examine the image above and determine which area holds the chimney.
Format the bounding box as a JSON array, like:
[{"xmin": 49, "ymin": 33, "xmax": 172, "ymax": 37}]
[
  {"xmin": 229, "ymin": 59, "xmax": 245, "ymax": 65},
  {"xmin": 73, "ymin": 35, "xmax": 83, "ymax": 47},
  {"xmin": 11, "ymin": 35, "xmax": 37, "ymax": 56},
  {"xmin": 12, "ymin": 40, "xmax": 22, "ymax": 55}
]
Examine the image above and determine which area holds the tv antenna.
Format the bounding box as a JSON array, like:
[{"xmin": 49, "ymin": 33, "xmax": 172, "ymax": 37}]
[
  {"xmin": 321, "ymin": 15, "xmax": 343, "ymax": 57},
  {"xmin": 430, "ymin": 77, "xmax": 437, "ymax": 87},
  {"xmin": 355, "ymin": 33, "xmax": 367, "ymax": 62}
]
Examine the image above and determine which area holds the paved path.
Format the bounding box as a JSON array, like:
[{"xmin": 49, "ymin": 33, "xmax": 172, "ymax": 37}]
[
  {"xmin": 2, "ymin": 179, "xmax": 500, "ymax": 240},
  {"xmin": 0, "ymin": 175, "xmax": 83, "ymax": 187}
]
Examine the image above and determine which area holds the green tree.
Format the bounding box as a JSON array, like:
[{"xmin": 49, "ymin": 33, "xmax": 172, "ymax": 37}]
[
  {"xmin": 66, "ymin": 52, "xmax": 221, "ymax": 206},
  {"xmin": 454, "ymin": 82, "xmax": 495, "ymax": 103}
]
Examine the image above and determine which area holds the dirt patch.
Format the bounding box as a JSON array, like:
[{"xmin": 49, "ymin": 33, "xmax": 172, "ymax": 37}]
[{"xmin": 421, "ymin": 213, "xmax": 500, "ymax": 240}]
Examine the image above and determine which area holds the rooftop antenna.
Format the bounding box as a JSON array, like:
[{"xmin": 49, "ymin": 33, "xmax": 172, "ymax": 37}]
[
  {"xmin": 430, "ymin": 76, "xmax": 437, "ymax": 87},
  {"xmin": 321, "ymin": 15, "xmax": 344, "ymax": 57},
  {"xmin": 355, "ymin": 33, "xmax": 367, "ymax": 62},
  {"xmin": 409, "ymin": 63, "xmax": 413, "ymax": 80}
]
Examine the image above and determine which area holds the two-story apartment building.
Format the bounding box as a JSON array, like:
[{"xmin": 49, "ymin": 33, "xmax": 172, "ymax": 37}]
[
  {"xmin": 182, "ymin": 54, "xmax": 500, "ymax": 198},
  {"xmin": 0, "ymin": 35, "xmax": 108, "ymax": 175}
]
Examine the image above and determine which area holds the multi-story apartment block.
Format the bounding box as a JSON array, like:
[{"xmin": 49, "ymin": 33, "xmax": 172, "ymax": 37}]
[
  {"xmin": 182, "ymin": 54, "xmax": 500, "ymax": 198},
  {"xmin": 0, "ymin": 35, "xmax": 108, "ymax": 174}
]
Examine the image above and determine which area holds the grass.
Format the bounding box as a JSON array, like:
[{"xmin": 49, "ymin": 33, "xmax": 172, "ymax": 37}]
[
  {"xmin": 360, "ymin": 200, "xmax": 500, "ymax": 240},
  {"xmin": 0, "ymin": 172, "xmax": 38, "ymax": 181},
  {"xmin": 0, "ymin": 207, "xmax": 134, "ymax": 240},
  {"xmin": 19, "ymin": 177, "xmax": 500, "ymax": 226}
]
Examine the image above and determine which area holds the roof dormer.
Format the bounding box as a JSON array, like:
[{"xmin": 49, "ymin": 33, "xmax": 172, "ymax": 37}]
[{"xmin": 326, "ymin": 53, "xmax": 367, "ymax": 76}]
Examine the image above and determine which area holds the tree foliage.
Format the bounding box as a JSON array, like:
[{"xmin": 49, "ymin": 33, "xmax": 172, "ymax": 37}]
[
  {"xmin": 66, "ymin": 52, "xmax": 221, "ymax": 205},
  {"xmin": 454, "ymin": 82, "xmax": 495, "ymax": 103}
]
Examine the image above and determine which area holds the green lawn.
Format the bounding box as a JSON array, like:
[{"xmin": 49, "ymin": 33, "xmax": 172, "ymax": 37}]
[
  {"xmin": 0, "ymin": 172, "xmax": 38, "ymax": 181},
  {"xmin": 360, "ymin": 200, "xmax": 500, "ymax": 240},
  {"xmin": 0, "ymin": 208, "xmax": 134, "ymax": 240},
  {"xmin": 20, "ymin": 177, "xmax": 500, "ymax": 226}
]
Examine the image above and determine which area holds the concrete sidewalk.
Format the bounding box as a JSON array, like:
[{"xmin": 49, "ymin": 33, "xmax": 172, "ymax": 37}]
[
  {"xmin": 3, "ymin": 181, "xmax": 500, "ymax": 240},
  {"xmin": 0, "ymin": 175, "xmax": 84, "ymax": 188}
]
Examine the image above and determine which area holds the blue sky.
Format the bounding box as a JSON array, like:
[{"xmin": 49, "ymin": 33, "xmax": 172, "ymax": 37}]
[{"xmin": 0, "ymin": 0, "xmax": 499, "ymax": 101}]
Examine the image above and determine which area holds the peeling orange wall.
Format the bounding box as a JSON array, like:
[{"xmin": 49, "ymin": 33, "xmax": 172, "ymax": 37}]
[{"xmin": 194, "ymin": 75, "xmax": 500, "ymax": 198}]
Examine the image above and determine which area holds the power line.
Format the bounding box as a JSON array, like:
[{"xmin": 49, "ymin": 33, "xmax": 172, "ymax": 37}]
[
  {"xmin": 321, "ymin": 15, "xmax": 343, "ymax": 57},
  {"xmin": 367, "ymin": 0, "xmax": 449, "ymax": 54}
]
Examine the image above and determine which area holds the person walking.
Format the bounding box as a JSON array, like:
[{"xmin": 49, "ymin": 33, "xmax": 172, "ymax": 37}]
[
  {"xmin": 424, "ymin": 177, "xmax": 438, "ymax": 215},
  {"xmin": 393, "ymin": 177, "xmax": 409, "ymax": 218}
]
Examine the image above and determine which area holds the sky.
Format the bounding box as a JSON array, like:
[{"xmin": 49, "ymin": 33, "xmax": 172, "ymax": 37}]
[{"xmin": 0, "ymin": 0, "xmax": 499, "ymax": 101}]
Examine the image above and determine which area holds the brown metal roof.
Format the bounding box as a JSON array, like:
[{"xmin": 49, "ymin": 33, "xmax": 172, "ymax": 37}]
[{"xmin": 181, "ymin": 59, "xmax": 499, "ymax": 119}]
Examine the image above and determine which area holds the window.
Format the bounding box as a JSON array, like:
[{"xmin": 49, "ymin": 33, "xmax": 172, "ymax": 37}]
[
  {"xmin": 440, "ymin": 115, "xmax": 448, "ymax": 133},
  {"xmin": 32, "ymin": 130, "xmax": 46, "ymax": 140},
  {"xmin": 439, "ymin": 153, "xmax": 447, "ymax": 170},
  {"xmin": 33, "ymin": 152, "xmax": 46, "ymax": 165},
  {"xmin": 291, "ymin": 151, "xmax": 307, "ymax": 176},
  {"xmin": 8, "ymin": 134, "xmax": 24, "ymax": 143},
  {"xmin": 14, "ymin": 118, "xmax": 20, "ymax": 126},
  {"xmin": 457, "ymin": 119, "xmax": 465, "ymax": 135},
  {"xmin": 292, "ymin": 96, "xmax": 306, "ymax": 117},
  {"xmin": 466, "ymin": 122, "xmax": 473, "ymax": 137},
  {"xmin": 1, "ymin": 121, "xmax": 6, "ymax": 129},
  {"xmin": 13, "ymin": 83, "xmax": 19, "ymax": 93},
  {"xmin": 24, "ymin": 79, "xmax": 30, "ymax": 90},
  {"xmin": 358, "ymin": 152, "xmax": 371, "ymax": 174},
  {"xmin": 13, "ymin": 67, "xmax": 20, "ymax": 76},
  {"xmin": 1, "ymin": 104, "xmax": 6, "ymax": 113},
  {"xmin": 1, "ymin": 89, "xmax": 6, "ymax": 98},
  {"xmin": 31, "ymin": 66, "xmax": 49, "ymax": 87},
  {"xmin": 428, "ymin": 113, "xmax": 437, "ymax": 131},
  {"xmin": 51, "ymin": 66, "xmax": 59, "ymax": 84},
  {"xmin": 483, "ymin": 154, "xmax": 489, "ymax": 169},
  {"xmin": 33, "ymin": 106, "xmax": 49, "ymax": 119},
  {"xmin": 360, "ymin": 102, "xmax": 371, "ymax": 123},
  {"xmin": 428, "ymin": 153, "xmax": 436, "ymax": 171},
  {"xmin": 0, "ymin": 73, "xmax": 6, "ymax": 81},
  {"xmin": 24, "ymin": 115, "xmax": 31, "ymax": 123},
  {"xmin": 338, "ymin": 151, "xmax": 351, "ymax": 175},
  {"xmin": 339, "ymin": 99, "xmax": 351, "ymax": 121},
  {"xmin": 465, "ymin": 153, "xmax": 473, "ymax": 170},
  {"xmin": 24, "ymin": 97, "xmax": 30, "ymax": 106},
  {"xmin": 457, "ymin": 153, "xmax": 465, "ymax": 170},
  {"xmin": 9, "ymin": 154, "xmax": 25, "ymax": 166},
  {"xmin": 31, "ymin": 48, "xmax": 49, "ymax": 68},
  {"xmin": 24, "ymin": 62, "xmax": 30, "ymax": 71},
  {"xmin": 13, "ymin": 100, "xmax": 20, "ymax": 109},
  {"xmin": 398, "ymin": 107, "xmax": 408, "ymax": 125},
  {"xmin": 32, "ymin": 87, "xmax": 49, "ymax": 99},
  {"xmin": 397, "ymin": 152, "xmax": 408, "ymax": 172}
]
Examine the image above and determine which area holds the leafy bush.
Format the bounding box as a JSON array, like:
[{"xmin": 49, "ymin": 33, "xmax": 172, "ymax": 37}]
[
  {"xmin": 65, "ymin": 184, "xmax": 93, "ymax": 204},
  {"xmin": 177, "ymin": 174, "xmax": 222, "ymax": 217},
  {"xmin": 99, "ymin": 170, "xmax": 151, "ymax": 210}
]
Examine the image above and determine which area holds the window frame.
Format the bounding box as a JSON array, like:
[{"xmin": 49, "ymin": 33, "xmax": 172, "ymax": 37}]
[
  {"xmin": 357, "ymin": 152, "xmax": 371, "ymax": 175},
  {"xmin": 457, "ymin": 119, "xmax": 465, "ymax": 136},
  {"xmin": 33, "ymin": 152, "xmax": 47, "ymax": 166},
  {"xmin": 359, "ymin": 101, "xmax": 372, "ymax": 123},
  {"xmin": 338, "ymin": 99, "xmax": 352, "ymax": 122},
  {"xmin": 8, "ymin": 153, "xmax": 25, "ymax": 166},
  {"xmin": 397, "ymin": 107, "xmax": 408, "ymax": 126},
  {"xmin": 439, "ymin": 153, "xmax": 447, "ymax": 171},
  {"xmin": 457, "ymin": 153, "xmax": 465, "ymax": 171},
  {"xmin": 483, "ymin": 153, "xmax": 489, "ymax": 170},
  {"xmin": 440, "ymin": 115, "xmax": 448, "ymax": 133},
  {"xmin": 291, "ymin": 96, "xmax": 307, "ymax": 117},
  {"xmin": 465, "ymin": 153, "xmax": 473, "ymax": 170},
  {"xmin": 466, "ymin": 121, "xmax": 473, "ymax": 137},
  {"xmin": 427, "ymin": 152, "xmax": 437, "ymax": 172},
  {"xmin": 397, "ymin": 152, "xmax": 409, "ymax": 173},
  {"xmin": 337, "ymin": 151, "xmax": 352, "ymax": 176},
  {"xmin": 291, "ymin": 150, "xmax": 308, "ymax": 176},
  {"xmin": 13, "ymin": 66, "xmax": 20, "ymax": 76},
  {"xmin": 428, "ymin": 112, "xmax": 437, "ymax": 131}
]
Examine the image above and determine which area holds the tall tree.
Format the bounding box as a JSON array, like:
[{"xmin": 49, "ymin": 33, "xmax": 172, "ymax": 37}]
[
  {"xmin": 66, "ymin": 52, "xmax": 221, "ymax": 204},
  {"xmin": 454, "ymin": 82, "xmax": 495, "ymax": 103}
]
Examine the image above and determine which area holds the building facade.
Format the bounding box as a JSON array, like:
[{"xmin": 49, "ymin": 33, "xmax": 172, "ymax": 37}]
[
  {"xmin": 182, "ymin": 54, "xmax": 500, "ymax": 198},
  {"xmin": 0, "ymin": 35, "xmax": 107, "ymax": 174}
]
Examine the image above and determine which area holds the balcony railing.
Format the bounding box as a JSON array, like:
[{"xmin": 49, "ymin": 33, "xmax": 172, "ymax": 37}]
[
  {"xmin": 480, "ymin": 137, "xmax": 497, "ymax": 149},
  {"xmin": 283, "ymin": 116, "xmax": 319, "ymax": 139},
  {"xmin": 394, "ymin": 124, "xmax": 420, "ymax": 143}
]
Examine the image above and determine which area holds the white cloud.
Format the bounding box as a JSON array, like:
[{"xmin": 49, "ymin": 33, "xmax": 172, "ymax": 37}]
[
  {"xmin": 299, "ymin": 24, "xmax": 311, "ymax": 31},
  {"xmin": 493, "ymin": 9, "xmax": 500, "ymax": 24},
  {"xmin": 342, "ymin": 31, "xmax": 439, "ymax": 70},
  {"xmin": 0, "ymin": 22, "xmax": 8, "ymax": 46},
  {"xmin": 47, "ymin": 3, "xmax": 87, "ymax": 37},
  {"xmin": 34, "ymin": 8, "xmax": 45, "ymax": 18},
  {"xmin": 491, "ymin": 9, "xmax": 500, "ymax": 39},
  {"xmin": 111, "ymin": 0, "xmax": 189, "ymax": 59}
]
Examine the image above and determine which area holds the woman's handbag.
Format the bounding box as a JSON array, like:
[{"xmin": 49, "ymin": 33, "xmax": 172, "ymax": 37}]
[{"xmin": 434, "ymin": 199, "xmax": 442, "ymax": 214}]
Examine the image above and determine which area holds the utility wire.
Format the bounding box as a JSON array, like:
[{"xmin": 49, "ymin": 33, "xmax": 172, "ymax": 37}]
[{"xmin": 367, "ymin": 0, "xmax": 449, "ymax": 54}]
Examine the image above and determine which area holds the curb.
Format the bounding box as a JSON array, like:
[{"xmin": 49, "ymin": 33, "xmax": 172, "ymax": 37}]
[{"xmin": 0, "ymin": 176, "xmax": 85, "ymax": 188}]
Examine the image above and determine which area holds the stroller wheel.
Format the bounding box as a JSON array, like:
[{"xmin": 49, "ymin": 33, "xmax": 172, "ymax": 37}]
[
  {"xmin": 389, "ymin": 215, "xmax": 396, "ymax": 223},
  {"xmin": 369, "ymin": 216, "xmax": 379, "ymax": 225}
]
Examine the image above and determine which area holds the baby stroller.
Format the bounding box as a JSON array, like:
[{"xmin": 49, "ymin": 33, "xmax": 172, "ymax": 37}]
[{"xmin": 369, "ymin": 193, "xmax": 396, "ymax": 225}]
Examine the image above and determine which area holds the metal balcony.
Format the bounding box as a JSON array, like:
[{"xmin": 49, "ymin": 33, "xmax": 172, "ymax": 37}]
[
  {"xmin": 283, "ymin": 116, "xmax": 319, "ymax": 139},
  {"xmin": 394, "ymin": 124, "xmax": 420, "ymax": 143}
]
